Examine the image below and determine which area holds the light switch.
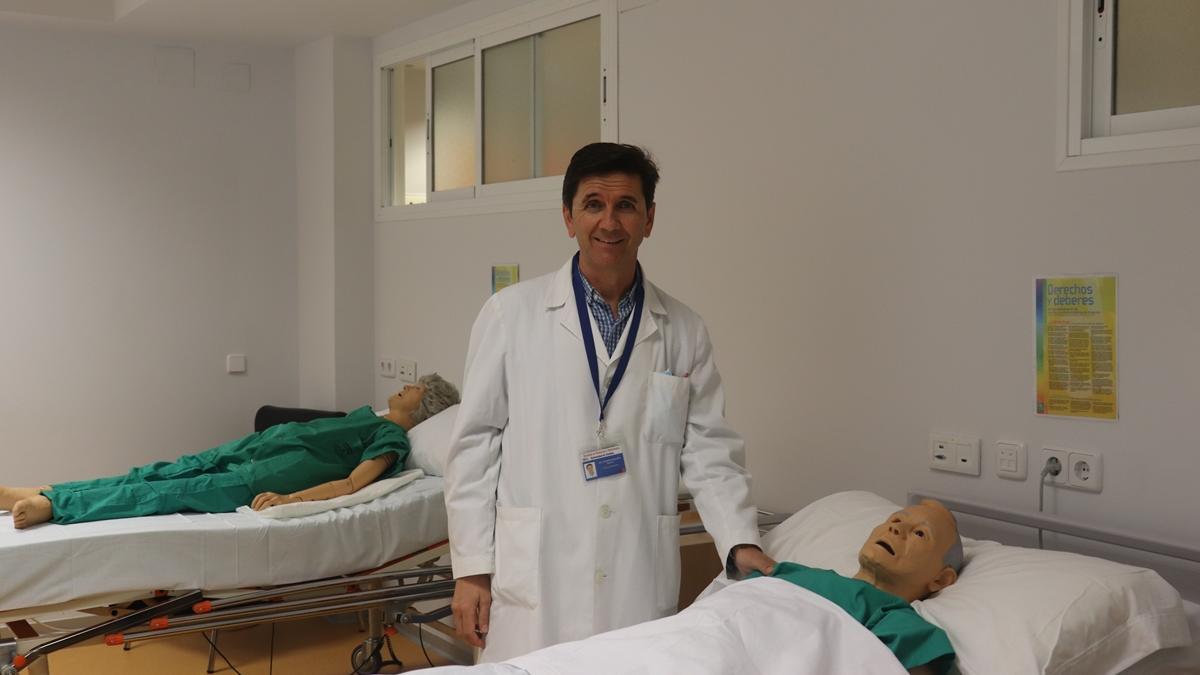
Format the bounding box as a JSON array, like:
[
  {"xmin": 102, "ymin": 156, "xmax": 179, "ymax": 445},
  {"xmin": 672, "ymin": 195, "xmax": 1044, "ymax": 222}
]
[
  {"xmin": 226, "ymin": 354, "xmax": 247, "ymax": 374},
  {"xmin": 996, "ymin": 441, "xmax": 1027, "ymax": 480}
]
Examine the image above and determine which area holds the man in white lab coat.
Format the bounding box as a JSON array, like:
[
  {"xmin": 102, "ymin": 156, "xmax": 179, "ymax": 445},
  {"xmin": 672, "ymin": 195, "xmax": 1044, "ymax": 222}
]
[{"xmin": 445, "ymin": 143, "xmax": 774, "ymax": 662}]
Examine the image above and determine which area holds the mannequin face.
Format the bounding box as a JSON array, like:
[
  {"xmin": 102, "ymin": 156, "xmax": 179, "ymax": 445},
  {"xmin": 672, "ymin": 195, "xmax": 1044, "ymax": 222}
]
[
  {"xmin": 857, "ymin": 500, "xmax": 959, "ymax": 601},
  {"xmin": 388, "ymin": 383, "xmax": 426, "ymax": 415}
]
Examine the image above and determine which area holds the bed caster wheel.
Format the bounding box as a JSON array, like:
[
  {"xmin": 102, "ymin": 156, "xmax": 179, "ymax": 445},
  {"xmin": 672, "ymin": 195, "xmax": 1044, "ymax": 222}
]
[{"xmin": 351, "ymin": 643, "xmax": 382, "ymax": 674}]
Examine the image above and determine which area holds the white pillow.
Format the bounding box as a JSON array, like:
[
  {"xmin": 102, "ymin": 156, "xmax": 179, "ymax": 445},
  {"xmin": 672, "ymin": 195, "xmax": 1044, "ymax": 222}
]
[
  {"xmin": 762, "ymin": 491, "xmax": 1191, "ymax": 675},
  {"xmin": 402, "ymin": 404, "xmax": 459, "ymax": 476}
]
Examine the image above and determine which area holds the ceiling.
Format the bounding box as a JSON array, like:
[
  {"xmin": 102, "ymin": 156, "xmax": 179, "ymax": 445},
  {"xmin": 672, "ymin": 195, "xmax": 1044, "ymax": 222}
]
[{"xmin": 0, "ymin": 0, "xmax": 479, "ymax": 47}]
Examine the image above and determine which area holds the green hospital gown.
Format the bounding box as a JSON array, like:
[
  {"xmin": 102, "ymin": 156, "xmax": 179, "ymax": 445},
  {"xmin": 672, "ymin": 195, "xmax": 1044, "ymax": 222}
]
[
  {"xmin": 755, "ymin": 562, "xmax": 956, "ymax": 674},
  {"xmin": 45, "ymin": 407, "xmax": 410, "ymax": 525}
]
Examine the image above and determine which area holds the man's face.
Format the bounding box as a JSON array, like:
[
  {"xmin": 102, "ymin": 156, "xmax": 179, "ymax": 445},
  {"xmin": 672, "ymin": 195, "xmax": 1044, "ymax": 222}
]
[
  {"xmin": 858, "ymin": 502, "xmax": 957, "ymax": 591},
  {"xmin": 388, "ymin": 383, "xmax": 426, "ymax": 413},
  {"xmin": 563, "ymin": 172, "xmax": 655, "ymax": 277}
]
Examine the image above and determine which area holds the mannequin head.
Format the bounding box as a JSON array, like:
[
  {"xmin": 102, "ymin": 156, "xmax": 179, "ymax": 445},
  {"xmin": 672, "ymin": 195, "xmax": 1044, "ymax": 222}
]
[{"xmin": 854, "ymin": 499, "xmax": 964, "ymax": 602}]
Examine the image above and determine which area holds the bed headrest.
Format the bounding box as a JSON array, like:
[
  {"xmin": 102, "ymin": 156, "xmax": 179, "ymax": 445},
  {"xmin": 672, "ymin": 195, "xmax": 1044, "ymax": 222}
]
[{"xmin": 762, "ymin": 491, "xmax": 1190, "ymax": 675}]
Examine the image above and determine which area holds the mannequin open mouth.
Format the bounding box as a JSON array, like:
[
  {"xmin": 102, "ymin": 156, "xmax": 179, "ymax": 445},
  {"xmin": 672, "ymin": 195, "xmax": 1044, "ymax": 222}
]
[{"xmin": 875, "ymin": 540, "xmax": 895, "ymax": 556}]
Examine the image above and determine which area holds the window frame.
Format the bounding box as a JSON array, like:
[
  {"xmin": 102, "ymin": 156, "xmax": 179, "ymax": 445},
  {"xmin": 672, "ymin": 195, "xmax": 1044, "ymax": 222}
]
[
  {"xmin": 1057, "ymin": 0, "xmax": 1200, "ymax": 171},
  {"xmin": 374, "ymin": 0, "xmax": 618, "ymax": 221}
]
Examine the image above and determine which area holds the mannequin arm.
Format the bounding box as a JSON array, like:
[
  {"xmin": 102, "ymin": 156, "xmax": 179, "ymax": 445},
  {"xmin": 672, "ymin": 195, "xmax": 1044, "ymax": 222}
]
[{"xmin": 251, "ymin": 453, "xmax": 397, "ymax": 510}]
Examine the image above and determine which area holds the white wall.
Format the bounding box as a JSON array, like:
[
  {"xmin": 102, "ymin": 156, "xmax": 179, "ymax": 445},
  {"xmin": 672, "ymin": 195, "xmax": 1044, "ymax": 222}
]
[
  {"xmin": 295, "ymin": 36, "xmax": 375, "ymax": 411},
  {"xmin": 372, "ymin": 0, "xmax": 1200, "ymax": 547},
  {"xmin": 0, "ymin": 25, "xmax": 298, "ymax": 485}
]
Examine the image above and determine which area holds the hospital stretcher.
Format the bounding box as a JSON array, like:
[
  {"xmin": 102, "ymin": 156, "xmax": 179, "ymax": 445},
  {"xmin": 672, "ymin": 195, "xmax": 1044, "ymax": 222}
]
[{"xmin": 0, "ymin": 492, "xmax": 458, "ymax": 675}]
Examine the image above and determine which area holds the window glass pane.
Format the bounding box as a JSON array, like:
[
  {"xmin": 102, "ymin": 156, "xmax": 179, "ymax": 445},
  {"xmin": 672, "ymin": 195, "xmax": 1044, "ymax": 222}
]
[
  {"xmin": 536, "ymin": 16, "xmax": 600, "ymax": 177},
  {"xmin": 483, "ymin": 16, "xmax": 600, "ymax": 184},
  {"xmin": 386, "ymin": 59, "xmax": 427, "ymax": 206},
  {"xmin": 483, "ymin": 38, "xmax": 534, "ymax": 184},
  {"xmin": 1114, "ymin": 0, "xmax": 1200, "ymax": 115},
  {"xmin": 432, "ymin": 56, "xmax": 475, "ymax": 192}
]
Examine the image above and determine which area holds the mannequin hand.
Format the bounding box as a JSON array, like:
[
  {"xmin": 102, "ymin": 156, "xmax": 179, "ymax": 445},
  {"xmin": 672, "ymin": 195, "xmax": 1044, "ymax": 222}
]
[
  {"xmin": 734, "ymin": 545, "xmax": 776, "ymax": 577},
  {"xmin": 251, "ymin": 492, "xmax": 300, "ymax": 510},
  {"xmin": 452, "ymin": 575, "xmax": 493, "ymax": 648}
]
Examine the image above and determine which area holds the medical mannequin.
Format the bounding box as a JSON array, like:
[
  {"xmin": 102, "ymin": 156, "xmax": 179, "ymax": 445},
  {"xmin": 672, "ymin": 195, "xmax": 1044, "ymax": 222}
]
[
  {"xmin": 426, "ymin": 499, "xmax": 963, "ymax": 675},
  {"xmin": 1, "ymin": 374, "xmax": 459, "ymax": 529},
  {"xmin": 759, "ymin": 499, "xmax": 964, "ymax": 674}
]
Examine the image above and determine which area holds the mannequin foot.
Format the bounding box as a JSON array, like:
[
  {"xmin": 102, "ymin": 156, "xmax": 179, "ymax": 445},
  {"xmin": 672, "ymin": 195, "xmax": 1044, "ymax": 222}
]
[
  {"xmin": 13, "ymin": 495, "xmax": 53, "ymax": 529},
  {"xmin": 0, "ymin": 486, "xmax": 48, "ymax": 511}
]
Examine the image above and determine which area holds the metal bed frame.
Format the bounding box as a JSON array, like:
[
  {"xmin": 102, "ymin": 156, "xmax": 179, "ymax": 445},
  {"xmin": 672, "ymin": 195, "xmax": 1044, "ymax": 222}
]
[
  {"xmin": 907, "ymin": 490, "xmax": 1200, "ymax": 565},
  {"xmin": 0, "ymin": 540, "xmax": 456, "ymax": 675},
  {"xmin": 0, "ymin": 509, "xmax": 789, "ymax": 674}
]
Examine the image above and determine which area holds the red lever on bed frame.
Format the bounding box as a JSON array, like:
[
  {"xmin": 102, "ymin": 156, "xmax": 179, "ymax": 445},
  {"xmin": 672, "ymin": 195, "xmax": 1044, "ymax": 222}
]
[
  {"xmin": 150, "ymin": 617, "xmax": 169, "ymax": 630},
  {"xmin": 12, "ymin": 655, "xmax": 26, "ymax": 669},
  {"xmin": 104, "ymin": 634, "xmax": 124, "ymax": 646},
  {"xmin": 192, "ymin": 600, "xmax": 213, "ymax": 614}
]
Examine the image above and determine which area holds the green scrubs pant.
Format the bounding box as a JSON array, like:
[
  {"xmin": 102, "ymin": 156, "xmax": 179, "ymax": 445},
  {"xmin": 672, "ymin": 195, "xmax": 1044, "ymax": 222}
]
[{"xmin": 46, "ymin": 448, "xmax": 255, "ymax": 525}]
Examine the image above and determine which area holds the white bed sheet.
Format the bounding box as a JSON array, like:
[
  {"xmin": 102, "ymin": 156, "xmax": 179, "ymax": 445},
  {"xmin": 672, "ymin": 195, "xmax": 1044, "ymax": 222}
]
[
  {"xmin": 423, "ymin": 576, "xmax": 909, "ymax": 675},
  {"xmin": 0, "ymin": 476, "xmax": 447, "ymax": 615}
]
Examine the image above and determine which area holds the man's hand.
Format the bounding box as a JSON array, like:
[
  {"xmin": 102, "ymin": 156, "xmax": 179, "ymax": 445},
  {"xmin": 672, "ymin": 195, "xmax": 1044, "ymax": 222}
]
[
  {"xmin": 452, "ymin": 574, "xmax": 493, "ymax": 649},
  {"xmin": 733, "ymin": 545, "xmax": 776, "ymax": 577},
  {"xmin": 251, "ymin": 492, "xmax": 300, "ymax": 511}
]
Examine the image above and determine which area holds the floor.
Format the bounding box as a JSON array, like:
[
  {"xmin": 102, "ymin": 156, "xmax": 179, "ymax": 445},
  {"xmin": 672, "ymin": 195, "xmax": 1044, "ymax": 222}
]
[{"xmin": 47, "ymin": 614, "xmax": 453, "ymax": 674}]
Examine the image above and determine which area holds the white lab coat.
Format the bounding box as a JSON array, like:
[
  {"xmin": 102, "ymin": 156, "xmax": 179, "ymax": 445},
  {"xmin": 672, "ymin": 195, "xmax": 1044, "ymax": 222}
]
[{"xmin": 445, "ymin": 258, "xmax": 761, "ymax": 663}]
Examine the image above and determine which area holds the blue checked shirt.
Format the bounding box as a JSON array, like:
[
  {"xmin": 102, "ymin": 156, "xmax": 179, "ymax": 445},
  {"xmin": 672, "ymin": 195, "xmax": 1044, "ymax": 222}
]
[{"xmin": 575, "ymin": 266, "xmax": 642, "ymax": 356}]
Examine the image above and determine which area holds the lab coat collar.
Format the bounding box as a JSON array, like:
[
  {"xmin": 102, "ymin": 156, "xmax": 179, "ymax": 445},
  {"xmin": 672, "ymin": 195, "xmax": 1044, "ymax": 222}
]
[{"xmin": 547, "ymin": 257, "xmax": 666, "ymax": 361}]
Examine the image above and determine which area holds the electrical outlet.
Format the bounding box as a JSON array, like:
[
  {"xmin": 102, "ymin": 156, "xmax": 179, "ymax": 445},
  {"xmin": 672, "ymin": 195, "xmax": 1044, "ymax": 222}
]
[
  {"xmin": 1041, "ymin": 448, "xmax": 1070, "ymax": 485},
  {"xmin": 930, "ymin": 433, "xmax": 980, "ymax": 476},
  {"xmin": 396, "ymin": 358, "xmax": 416, "ymax": 383},
  {"xmin": 378, "ymin": 357, "xmax": 396, "ymax": 379},
  {"xmin": 1067, "ymin": 451, "xmax": 1103, "ymax": 492},
  {"xmin": 929, "ymin": 435, "xmax": 954, "ymax": 471}
]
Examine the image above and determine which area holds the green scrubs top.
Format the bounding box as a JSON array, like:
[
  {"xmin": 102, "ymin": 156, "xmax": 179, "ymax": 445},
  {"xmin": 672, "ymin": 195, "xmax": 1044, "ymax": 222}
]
[
  {"xmin": 755, "ymin": 562, "xmax": 956, "ymax": 674},
  {"xmin": 228, "ymin": 406, "xmax": 412, "ymax": 495}
]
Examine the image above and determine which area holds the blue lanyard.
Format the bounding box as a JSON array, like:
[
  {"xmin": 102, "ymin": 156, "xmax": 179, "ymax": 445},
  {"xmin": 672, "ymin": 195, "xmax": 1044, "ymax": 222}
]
[{"xmin": 571, "ymin": 253, "xmax": 645, "ymax": 433}]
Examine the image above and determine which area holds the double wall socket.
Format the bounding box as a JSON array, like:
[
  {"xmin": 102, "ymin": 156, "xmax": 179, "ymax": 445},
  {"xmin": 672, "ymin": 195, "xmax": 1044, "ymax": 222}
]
[
  {"xmin": 395, "ymin": 358, "xmax": 416, "ymax": 382},
  {"xmin": 1042, "ymin": 448, "xmax": 1103, "ymax": 492},
  {"xmin": 930, "ymin": 433, "xmax": 981, "ymax": 476},
  {"xmin": 378, "ymin": 357, "xmax": 417, "ymax": 383}
]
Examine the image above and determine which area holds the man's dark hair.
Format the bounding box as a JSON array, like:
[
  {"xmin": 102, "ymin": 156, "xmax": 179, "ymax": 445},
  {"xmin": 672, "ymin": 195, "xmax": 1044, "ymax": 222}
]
[{"xmin": 562, "ymin": 142, "xmax": 660, "ymax": 210}]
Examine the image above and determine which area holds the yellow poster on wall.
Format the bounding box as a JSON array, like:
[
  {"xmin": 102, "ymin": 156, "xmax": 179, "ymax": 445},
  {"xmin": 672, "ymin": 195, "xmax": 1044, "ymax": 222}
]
[
  {"xmin": 1035, "ymin": 275, "xmax": 1117, "ymax": 419},
  {"xmin": 492, "ymin": 264, "xmax": 519, "ymax": 294}
]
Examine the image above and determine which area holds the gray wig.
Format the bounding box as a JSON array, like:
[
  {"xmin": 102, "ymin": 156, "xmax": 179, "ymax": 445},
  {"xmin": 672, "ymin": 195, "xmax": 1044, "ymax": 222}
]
[{"xmin": 412, "ymin": 372, "xmax": 461, "ymax": 425}]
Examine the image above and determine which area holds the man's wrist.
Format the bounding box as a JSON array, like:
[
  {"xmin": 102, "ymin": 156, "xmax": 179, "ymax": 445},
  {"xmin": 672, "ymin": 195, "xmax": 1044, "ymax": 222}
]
[{"xmin": 725, "ymin": 543, "xmax": 762, "ymax": 577}]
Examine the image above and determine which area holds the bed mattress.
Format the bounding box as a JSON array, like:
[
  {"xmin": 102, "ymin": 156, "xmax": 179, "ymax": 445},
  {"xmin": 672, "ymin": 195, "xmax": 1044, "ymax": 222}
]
[{"xmin": 0, "ymin": 476, "xmax": 447, "ymax": 615}]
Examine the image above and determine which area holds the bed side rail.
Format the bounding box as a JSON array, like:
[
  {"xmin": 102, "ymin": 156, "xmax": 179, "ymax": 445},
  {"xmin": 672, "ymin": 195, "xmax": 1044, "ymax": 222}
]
[{"xmin": 908, "ymin": 490, "xmax": 1200, "ymax": 564}]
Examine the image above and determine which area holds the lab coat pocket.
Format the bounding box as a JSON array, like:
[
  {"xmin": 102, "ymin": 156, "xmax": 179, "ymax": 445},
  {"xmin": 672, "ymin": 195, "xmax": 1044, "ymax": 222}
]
[
  {"xmin": 646, "ymin": 372, "xmax": 690, "ymax": 445},
  {"xmin": 654, "ymin": 513, "xmax": 682, "ymax": 613},
  {"xmin": 493, "ymin": 506, "xmax": 542, "ymax": 610}
]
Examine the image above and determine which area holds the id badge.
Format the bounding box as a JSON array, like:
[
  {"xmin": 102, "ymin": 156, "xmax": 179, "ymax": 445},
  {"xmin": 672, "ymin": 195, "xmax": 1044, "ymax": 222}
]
[{"xmin": 581, "ymin": 440, "xmax": 627, "ymax": 482}]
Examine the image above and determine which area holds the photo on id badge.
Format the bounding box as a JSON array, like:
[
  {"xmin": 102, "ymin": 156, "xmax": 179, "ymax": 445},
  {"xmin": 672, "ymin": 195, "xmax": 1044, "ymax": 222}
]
[{"xmin": 581, "ymin": 440, "xmax": 627, "ymax": 482}]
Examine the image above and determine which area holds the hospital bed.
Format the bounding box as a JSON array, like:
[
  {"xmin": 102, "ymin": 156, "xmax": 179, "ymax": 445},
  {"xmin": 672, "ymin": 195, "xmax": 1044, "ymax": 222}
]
[
  {"xmin": 423, "ymin": 490, "xmax": 1200, "ymax": 675},
  {"xmin": 0, "ymin": 403, "xmax": 467, "ymax": 675}
]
